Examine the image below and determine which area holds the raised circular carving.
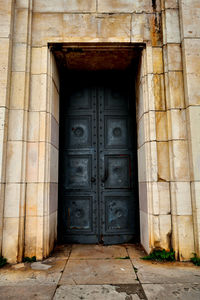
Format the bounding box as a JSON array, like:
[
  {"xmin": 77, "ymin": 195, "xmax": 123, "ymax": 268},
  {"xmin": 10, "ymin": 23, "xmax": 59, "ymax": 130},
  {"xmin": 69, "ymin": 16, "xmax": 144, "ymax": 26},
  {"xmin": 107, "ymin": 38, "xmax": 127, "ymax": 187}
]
[
  {"xmin": 113, "ymin": 127, "xmax": 121, "ymax": 137},
  {"xmin": 74, "ymin": 127, "xmax": 84, "ymax": 137},
  {"xmin": 115, "ymin": 209, "xmax": 123, "ymax": 218},
  {"xmin": 75, "ymin": 209, "xmax": 84, "ymax": 218},
  {"xmin": 113, "ymin": 167, "xmax": 121, "ymax": 175}
]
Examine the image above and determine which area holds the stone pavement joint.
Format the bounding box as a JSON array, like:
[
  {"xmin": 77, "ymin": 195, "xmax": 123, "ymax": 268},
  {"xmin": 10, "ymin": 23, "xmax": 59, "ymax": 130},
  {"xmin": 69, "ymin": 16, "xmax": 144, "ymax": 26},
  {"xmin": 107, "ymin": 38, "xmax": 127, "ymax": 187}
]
[{"xmin": 0, "ymin": 244, "xmax": 200, "ymax": 299}]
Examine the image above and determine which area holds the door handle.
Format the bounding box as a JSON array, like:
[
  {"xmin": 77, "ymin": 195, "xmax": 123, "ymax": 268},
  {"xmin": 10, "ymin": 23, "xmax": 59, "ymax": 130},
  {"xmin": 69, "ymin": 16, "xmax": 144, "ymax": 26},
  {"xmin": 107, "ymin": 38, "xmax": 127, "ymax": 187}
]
[
  {"xmin": 101, "ymin": 168, "xmax": 108, "ymax": 183},
  {"xmin": 91, "ymin": 177, "xmax": 96, "ymax": 183}
]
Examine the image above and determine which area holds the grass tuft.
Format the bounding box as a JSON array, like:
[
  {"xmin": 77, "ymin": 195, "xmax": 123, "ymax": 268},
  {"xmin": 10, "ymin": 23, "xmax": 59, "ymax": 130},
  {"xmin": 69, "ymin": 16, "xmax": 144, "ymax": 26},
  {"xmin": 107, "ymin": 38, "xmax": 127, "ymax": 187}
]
[
  {"xmin": 191, "ymin": 253, "xmax": 200, "ymax": 266},
  {"xmin": 23, "ymin": 256, "xmax": 36, "ymax": 263},
  {"xmin": 141, "ymin": 249, "xmax": 175, "ymax": 262},
  {"xmin": 0, "ymin": 256, "xmax": 7, "ymax": 268}
]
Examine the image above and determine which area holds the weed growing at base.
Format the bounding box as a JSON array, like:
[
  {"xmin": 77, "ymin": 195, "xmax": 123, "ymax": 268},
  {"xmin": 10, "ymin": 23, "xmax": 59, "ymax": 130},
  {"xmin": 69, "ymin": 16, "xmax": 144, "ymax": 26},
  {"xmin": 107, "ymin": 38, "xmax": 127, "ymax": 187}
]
[
  {"xmin": 191, "ymin": 253, "xmax": 200, "ymax": 266},
  {"xmin": 0, "ymin": 256, "xmax": 7, "ymax": 267},
  {"xmin": 141, "ymin": 249, "xmax": 175, "ymax": 262},
  {"xmin": 23, "ymin": 256, "xmax": 36, "ymax": 263}
]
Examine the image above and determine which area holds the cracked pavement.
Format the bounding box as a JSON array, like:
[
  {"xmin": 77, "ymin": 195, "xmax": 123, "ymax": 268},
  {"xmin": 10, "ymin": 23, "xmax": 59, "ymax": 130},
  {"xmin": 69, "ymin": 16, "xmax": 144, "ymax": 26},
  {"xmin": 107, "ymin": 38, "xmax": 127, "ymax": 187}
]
[{"xmin": 0, "ymin": 244, "xmax": 200, "ymax": 299}]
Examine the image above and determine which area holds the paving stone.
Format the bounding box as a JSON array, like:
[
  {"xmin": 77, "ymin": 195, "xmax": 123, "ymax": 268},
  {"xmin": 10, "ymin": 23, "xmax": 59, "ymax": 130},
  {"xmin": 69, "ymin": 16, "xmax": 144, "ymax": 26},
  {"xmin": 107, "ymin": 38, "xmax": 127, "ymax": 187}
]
[
  {"xmin": 0, "ymin": 285, "xmax": 57, "ymax": 300},
  {"xmin": 125, "ymin": 244, "xmax": 146, "ymax": 259},
  {"xmin": 12, "ymin": 263, "xmax": 25, "ymax": 269},
  {"xmin": 70, "ymin": 244, "xmax": 127, "ymax": 259},
  {"xmin": 133, "ymin": 260, "xmax": 200, "ymax": 284},
  {"xmin": 31, "ymin": 262, "xmax": 52, "ymax": 270},
  {"xmin": 53, "ymin": 285, "xmax": 141, "ymax": 300},
  {"xmin": 0, "ymin": 259, "xmax": 66, "ymax": 286},
  {"xmin": 59, "ymin": 259, "xmax": 137, "ymax": 285},
  {"xmin": 142, "ymin": 283, "xmax": 200, "ymax": 300}
]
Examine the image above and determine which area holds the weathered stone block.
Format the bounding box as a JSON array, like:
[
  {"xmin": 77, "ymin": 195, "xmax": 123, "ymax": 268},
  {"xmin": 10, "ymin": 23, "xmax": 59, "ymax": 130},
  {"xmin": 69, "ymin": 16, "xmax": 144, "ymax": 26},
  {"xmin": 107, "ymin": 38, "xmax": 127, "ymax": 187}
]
[
  {"xmin": 98, "ymin": 0, "xmax": 153, "ymax": 13},
  {"xmin": 31, "ymin": 46, "xmax": 48, "ymax": 75},
  {"xmin": 0, "ymin": 38, "xmax": 11, "ymax": 107},
  {"xmin": 151, "ymin": 182, "xmax": 170, "ymax": 215},
  {"xmin": 10, "ymin": 72, "xmax": 26, "ymax": 109},
  {"xmin": 180, "ymin": 0, "xmax": 200, "ymax": 38},
  {"xmin": 4, "ymin": 183, "xmax": 25, "ymax": 218},
  {"xmin": 2, "ymin": 217, "xmax": 21, "ymax": 263},
  {"xmin": 6, "ymin": 141, "xmax": 24, "ymax": 183},
  {"xmin": 171, "ymin": 182, "xmax": 192, "ymax": 215},
  {"xmin": 8, "ymin": 109, "xmax": 26, "ymax": 141},
  {"xmin": 156, "ymin": 111, "xmax": 168, "ymax": 141},
  {"xmin": 166, "ymin": 71, "xmax": 185, "ymax": 109},
  {"xmin": 63, "ymin": 14, "xmax": 131, "ymax": 42},
  {"xmin": 167, "ymin": 109, "xmax": 187, "ymax": 140},
  {"xmin": 131, "ymin": 13, "xmax": 151, "ymax": 43},
  {"xmin": 163, "ymin": 44, "xmax": 182, "ymax": 72},
  {"xmin": 169, "ymin": 140, "xmax": 190, "ymax": 181},
  {"xmin": 26, "ymin": 142, "xmax": 39, "ymax": 182},
  {"xmin": 33, "ymin": 0, "xmax": 96, "ymax": 13},
  {"xmin": 163, "ymin": 9, "xmax": 181, "ymax": 44},
  {"xmin": 30, "ymin": 74, "xmax": 47, "ymax": 111},
  {"xmin": 187, "ymin": 106, "xmax": 200, "ymax": 180},
  {"xmin": 157, "ymin": 141, "xmax": 170, "ymax": 182}
]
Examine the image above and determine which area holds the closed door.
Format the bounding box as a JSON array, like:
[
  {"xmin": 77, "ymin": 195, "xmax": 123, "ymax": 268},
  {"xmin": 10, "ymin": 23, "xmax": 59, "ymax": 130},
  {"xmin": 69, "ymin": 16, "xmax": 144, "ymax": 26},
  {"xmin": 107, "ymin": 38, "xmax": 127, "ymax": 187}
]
[{"xmin": 59, "ymin": 72, "xmax": 138, "ymax": 244}]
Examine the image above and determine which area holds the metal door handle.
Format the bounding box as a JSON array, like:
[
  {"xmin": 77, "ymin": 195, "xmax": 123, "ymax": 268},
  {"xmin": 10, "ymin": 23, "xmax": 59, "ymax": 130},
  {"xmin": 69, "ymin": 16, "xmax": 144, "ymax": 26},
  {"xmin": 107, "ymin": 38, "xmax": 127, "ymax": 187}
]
[
  {"xmin": 91, "ymin": 177, "xmax": 96, "ymax": 183},
  {"xmin": 101, "ymin": 168, "xmax": 108, "ymax": 183}
]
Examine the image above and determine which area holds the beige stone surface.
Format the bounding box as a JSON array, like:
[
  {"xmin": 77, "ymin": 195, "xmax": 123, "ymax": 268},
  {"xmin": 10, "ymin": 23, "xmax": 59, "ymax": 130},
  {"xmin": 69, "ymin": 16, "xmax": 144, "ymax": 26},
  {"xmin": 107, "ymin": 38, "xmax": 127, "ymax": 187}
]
[
  {"xmin": 33, "ymin": 0, "xmax": 96, "ymax": 13},
  {"xmin": 54, "ymin": 285, "xmax": 141, "ymax": 300},
  {"xmin": 183, "ymin": 39, "xmax": 200, "ymax": 106},
  {"xmin": 32, "ymin": 13, "xmax": 131, "ymax": 46},
  {"xmin": 137, "ymin": 260, "xmax": 200, "ymax": 284},
  {"xmin": 2, "ymin": 217, "xmax": 21, "ymax": 263},
  {"xmin": 167, "ymin": 109, "xmax": 187, "ymax": 140},
  {"xmin": 153, "ymin": 74, "xmax": 165, "ymax": 111},
  {"xmin": 164, "ymin": 44, "xmax": 182, "ymax": 72},
  {"xmin": 180, "ymin": 0, "xmax": 200, "ymax": 38},
  {"xmin": 31, "ymin": 46, "xmax": 48, "ymax": 75},
  {"xmin": 171, "ymin": 182, "xmax": 192, "ymax": 215},
  {"xmin": 98, "ymin": 0, "xmax": 152, "ymax": 13},
  {"xmin": 166, "ymin": 71, "xmax": 185, "ymax": 109},
  {"xmin": 131, "ymin": 13, "xmax": 151, "ymax": 43},
  {"xmin": 70, "ymin": 244, "xmax": 127, "ymax": 259},
  {"xmin": 12, "ymin": 43, "xmax": 28, "ymax": 72},
  {"xmin": 10, "ymin": 72, "xmax": 26, "ymax": 110},
  {"xmin": 140, "ymin": 210, "xmax": 150, "ymax": 253},
  {"xmin": 156, "ymin": 112, "xmax": 168, "ymax": 141},
  {"xmin": 152, "ymin": 48, "xmax": 163, "ymax": 74},
  {"xmin": 0, "ymin": 38, "xmax": 11, "ymax": 107},
  {"xmin": 13, "ymin": 8, "xmax": 30, "ymax": 44},
  {"xmin": 169, "ymin": 140, "xmax": 190, "ymax": 181},
  {"xmin": 4, "ymin": 183, "xmax": 25, "ymax": 218},
  {"xmin": 164, "ymin": 9, "xmax": 181, "ymax": 44},
  {"xmin": 0, "ymin": 0, "xmax": 13, "ymax": 38},
  {"xmin": 26, "ymin": 142, "xmax": 39, "ymax": 182},
  {"xmin": 8, "ymin": 109, "xmax": 26, "ymax": 141},
  {"xmin": 142, "ymin": 283, "xmax": 200, "ymax": 300},
  {"xmin": 0, "ymin": 285, "xmax": 57, "ymax": 300},
  {"xmin": 176, "ymin": 215, "xmax": 195, "ymax": 260},
  {"xmin": 6, "ymin": 141, "xmax": 24, "ymax": 183},
  {"xmin": 157, "ymin": 142, "xmax": 170, "ymax": 182},
  {"xmin": 151, "ymin": 182, "xmax": 170, "ymax": 215},
  {"xmin": 60, "ymin": 259, "xmax": 137, "ymax": 285},
  {"xmin": 30, "ymin": 74, "xmax": 48, "ymax": 111}
]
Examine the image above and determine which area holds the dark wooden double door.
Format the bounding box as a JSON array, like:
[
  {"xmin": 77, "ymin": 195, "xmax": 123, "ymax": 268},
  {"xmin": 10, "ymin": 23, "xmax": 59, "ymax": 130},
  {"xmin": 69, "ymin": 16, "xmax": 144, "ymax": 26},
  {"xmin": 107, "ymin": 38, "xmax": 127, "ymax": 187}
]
[{"xmin": 59, "ymin": 72, "xmax": 138, "ymax": 244}]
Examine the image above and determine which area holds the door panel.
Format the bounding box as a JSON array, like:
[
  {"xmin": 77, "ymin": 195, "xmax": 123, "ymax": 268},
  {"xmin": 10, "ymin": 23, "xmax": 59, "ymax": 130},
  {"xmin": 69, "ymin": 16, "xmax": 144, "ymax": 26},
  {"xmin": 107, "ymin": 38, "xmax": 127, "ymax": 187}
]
[{"xmin": 59, "ymin": 72, "xmax": 138, "ymax": 244}]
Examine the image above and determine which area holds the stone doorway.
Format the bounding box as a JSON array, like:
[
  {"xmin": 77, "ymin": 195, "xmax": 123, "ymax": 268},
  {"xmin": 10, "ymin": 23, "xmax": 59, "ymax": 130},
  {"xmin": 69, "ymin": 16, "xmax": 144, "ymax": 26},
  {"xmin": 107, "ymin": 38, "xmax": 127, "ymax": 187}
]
[{"xmin": 58, "ymin": 70, "xmax": 139, "ymax": 244}]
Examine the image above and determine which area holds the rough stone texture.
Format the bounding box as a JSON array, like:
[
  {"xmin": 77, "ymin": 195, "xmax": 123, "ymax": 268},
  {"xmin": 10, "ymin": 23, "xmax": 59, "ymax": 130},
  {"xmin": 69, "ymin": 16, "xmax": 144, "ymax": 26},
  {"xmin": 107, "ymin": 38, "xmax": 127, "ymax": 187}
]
[
  {"xmin": 0, "ymin": 244, "xmax": 200, "ymax": 300},
  {"xmin": 142, "ymin": 283, "xmax": 200, "ymax": 300},
  {"xmin": 0, "ymin": 0, "xmax": 200, "ymax": 263}
]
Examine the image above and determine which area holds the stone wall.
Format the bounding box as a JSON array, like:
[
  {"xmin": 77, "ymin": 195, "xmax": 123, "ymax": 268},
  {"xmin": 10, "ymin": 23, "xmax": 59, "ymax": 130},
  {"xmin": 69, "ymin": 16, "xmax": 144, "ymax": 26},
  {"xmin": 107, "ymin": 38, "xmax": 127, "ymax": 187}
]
[{"xmin": 0, "ymin": 0, "xmax": 199, "ymax": 262}]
